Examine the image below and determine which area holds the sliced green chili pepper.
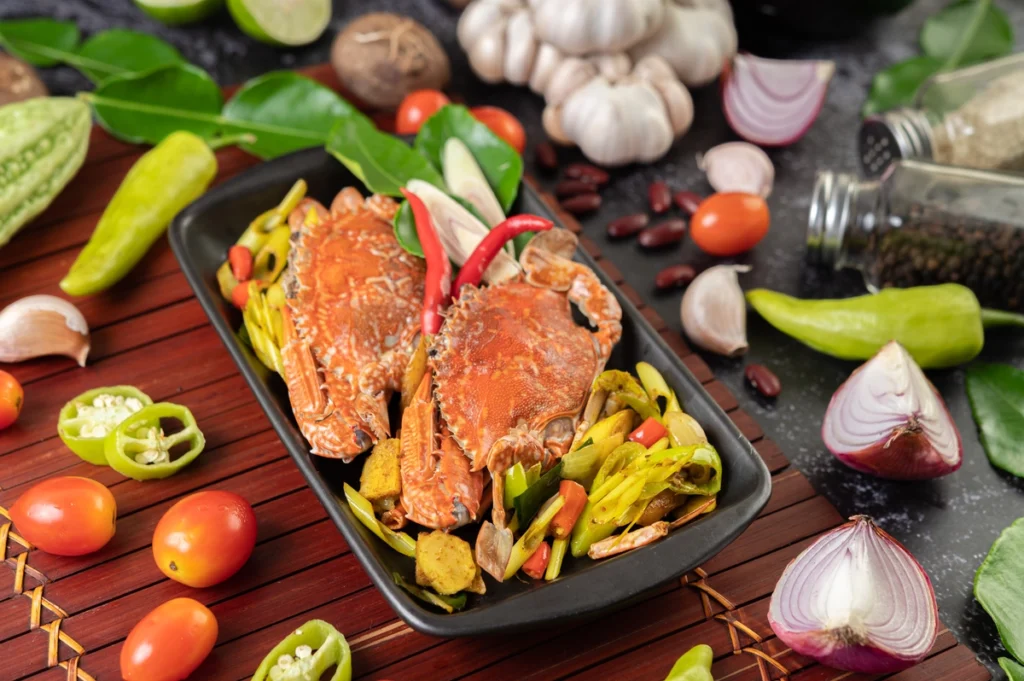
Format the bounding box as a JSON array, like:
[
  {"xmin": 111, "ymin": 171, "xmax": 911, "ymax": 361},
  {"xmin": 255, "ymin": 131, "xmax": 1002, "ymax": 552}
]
[
  {"xmin": 251, "ymin": 619, "xmax": 351, "ymax": 681},
  {"xmin": 58, "ymin": 386, "xmax": 154, "ymax": 466},
  {"xmin": 342, "ymin": 484, "xmax": 416, "ymax": 557},
  {"xmin": 636, "ymin": 362, "xmax": 682, "ymax": 414},
  {"xmin": 747, "ymin": 284, "xmax": 1024, "ymax": 369},
  {"xmin": 104, "ymin": 403, "xmax": 205, "ymax": 480},
  {"xmin": 663, "ymin": 644, "xmax": 714, "ymax": 681},
  {"xmin": 61, "ymin": 131, "xmax": 218, "ymax": 297},
  {"xmin": 252, "ymin": 225, "xmax": 291, "ymax": 284},
  {"xmin": 393, "ymin": 573, "xmax": 467, "ymax": 613}
]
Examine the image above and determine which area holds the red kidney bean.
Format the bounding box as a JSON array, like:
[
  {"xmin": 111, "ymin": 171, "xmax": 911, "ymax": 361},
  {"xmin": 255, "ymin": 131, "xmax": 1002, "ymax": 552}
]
[
  {"xmin": 638, "ymin": 218, "xmax": 686, "ymax": 248},
  {"xmin": 649, "ymin": 181, "xmax": 672, "ymax": 214},
  {"xmin": 555, "ymin": 179, "xmax": 598, "ymax": 198},
  {"xmin": 565, "ymin": 163, "xmax": 610, "ymax": 186},
  {"xmin": 560, "ymin": 193, "xmax": 602, "ymax": 215},
  {"xmin": 673, "ymin": 190, "xmax": 703, "ymax": 216},
  {"xmin": 607, "ymin": 213, "xmax": 649, "ymax": 238},
  {"xmin": 655, "ymin": 264, "xmax": 697, "ymax": 290},
  {"xmin": 745, "ymin": 364, "xmax": 781, "ymax": 398},
  {"xmin": 535, "ymin": 142, "xmax": 558, "ymax": 172}
]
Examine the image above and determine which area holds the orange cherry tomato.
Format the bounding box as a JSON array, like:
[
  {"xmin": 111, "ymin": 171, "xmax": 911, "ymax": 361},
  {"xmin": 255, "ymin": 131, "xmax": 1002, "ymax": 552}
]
[
  {"xmin": 470, "ymin": 106, "xmax": 526, "ymax": 154},
  {"xmin": 121, "ymin": 598, "xmax": 217, "ymax": 681},
  {"xmin": 153, "ymin": 490, "xmax": 257, "ymax": 588},
  {"xmin": 0, "ymin": 370, "xmax": 23, "ymax": 430},
  {"xmin": 10, "ymin": 477, "xmax": 116, "ymax": 556},
  {"xmin": 395, "ymin": 89, "xmax": 451, "ymax": 135},
  {"xmin": 690, "ymin": 193, "xmax": 771, "ymax": 256}
]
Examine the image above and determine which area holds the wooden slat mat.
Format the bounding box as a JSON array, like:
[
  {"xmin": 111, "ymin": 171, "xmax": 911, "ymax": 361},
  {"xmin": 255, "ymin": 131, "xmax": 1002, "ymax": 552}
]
[{"xmin": 0, "ymin": 64, "xmax": 990, "ymax": 681}]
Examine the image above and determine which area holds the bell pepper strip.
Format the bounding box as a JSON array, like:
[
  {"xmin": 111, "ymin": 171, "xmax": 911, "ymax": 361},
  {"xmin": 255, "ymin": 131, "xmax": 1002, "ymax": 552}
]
[
  {"xmin": 545, "ymin": 538, "xmax": 569, "ymax": 581},
  {"xmin": 588, "ymin": 521, "xmax": 669, "ymax": 560},
  {"xmin": 635, "ymin": 362, "xmax": 682, "ymax": 414},
  {"xmin": 505, "ymin": 495, "xmax": 565, "ymax": 580},
  {"xmin": 452, "ymin": 215, "xmax": 554, "ymax": 297},
  {"xmin": 251, "ymin": 619, "xmax": 352, "ymax": 681},
  {"xmin": 58, "ymin": 386, "xmax": 154, "ymax": 466},
  {"xmin": 503, "ymin": 462, "xmax": 529, "ymax": 508},
  {"xmin": 550, "ymin": 480, "xmax": 588, "ymax": 539},
  {"xmin": 401, "ymin": 188, "xmax": 451, "ymax": 336},
  {"xmin": 343, "ymin": 484, "xmax": 416, "ymax": 557},
  {"xmin": 522, "ymin": 540, "xmax": 552, "ymax": 579},
  {"xmin": 629, "ymin": 416, "xmax": 667, "ymax": 448},
  {"xmin": 513, "ymin": 461, "xmax": 563, "ymax": 528},
  {"xmin": 570, "ymin": 501, "xmax": 617, "ymax": 558},
  {"xmin": 104, "ymin": 403, "xmax": 206, "ymax": 480},
  {"xmin": 663, "ymin": 644, "xmax": 714, "ymax": 681},
  {"xmin": 393, "ymin": 572, "xmax": 467, "ymax": 613}
]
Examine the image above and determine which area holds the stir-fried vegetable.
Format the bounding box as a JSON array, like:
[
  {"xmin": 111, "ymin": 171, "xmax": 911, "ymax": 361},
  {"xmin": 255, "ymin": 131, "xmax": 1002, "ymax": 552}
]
[
  {"xmin": 570, "ymin": 501, "xmax": 617, "ymax": 558},
  {"xmin": 415, "ymin": 531, "xmax": 482, "ymax": 595},
  {"xmin": 506, "ymin": 495, "xmax": 566, "ymax": 580},
  {"xmin": 545, "ymin": 538, "xmax": 569, "ymax": 581},
  {"xmin": 359, "ymin": 439, "xmax": 402, "ymax": 514},
  {"xmin": 578, "ymin": 409, "xmax": 636, "ymax": 448},
  {"xmin": 513, "ymin": 461, "xmax": 563, "ymax": 528},
  {"xmin": 629, "ymin": 416, "xmax": 667, "ymax": 448},
  {"xmin": 251, "ymin": 619, "xmax": 352, "ymax": 681},
  {"xmin": 593, "ymin": 370, "xmax": 660, "ymax": 421},
  {"xmin": 550, "ymin": 480, "xmax": 588, "ymax": 539},
  {"xmin": 522, "ymin": 540, "xmax": 551, "ymax": 579},
  {"xmin": 636, "ymin": 361, "xmax": 682, "ymax": 414},
  {"xmin": 503, "ymin": 462, "xmax": 529, "ymax": 508},
  {"xmin": 343, "ymin": 484, "xmax": 416, "ymax": 557},
  {"xmin": 243, "ymin": 283, "xmax": 285, "ymax": 375},
  {"xmin": 664, "ymin": 411, "xmax": 708, "ymax": 448},
  {"xmin": 561, "ymin": 433, "xmax": 625, "ymax": 489},
  {"xmin": 394, "ymin": 573, "xmax": 467, "ymax": 613}
]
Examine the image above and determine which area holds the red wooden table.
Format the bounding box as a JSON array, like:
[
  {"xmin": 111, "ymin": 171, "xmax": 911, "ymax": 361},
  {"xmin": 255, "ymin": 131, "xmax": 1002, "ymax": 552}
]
[{"xmin": 0, "ymin": 65, "xmax": 991, "ymax": 681}]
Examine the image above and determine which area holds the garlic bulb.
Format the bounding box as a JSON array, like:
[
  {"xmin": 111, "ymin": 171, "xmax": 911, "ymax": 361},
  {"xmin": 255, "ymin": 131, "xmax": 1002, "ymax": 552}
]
[
  {"xmin": 530, "ymin": 0, "xmax": 665, "ymax": 56},
  {"xmin": 629, "ymin": 0, "xmax": 737, "ymax": 87},
  {"xmin": 680, "ymin": 265, "xmax": 749, "ymax": 357},
  {"xmin": 0, "ymin": 295, "xmax": 90, "ymax": 366}
]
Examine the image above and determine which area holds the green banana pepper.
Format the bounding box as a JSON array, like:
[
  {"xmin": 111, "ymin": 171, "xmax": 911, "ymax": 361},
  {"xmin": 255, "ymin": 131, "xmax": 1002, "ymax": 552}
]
[
  {"xmin": 251, "ymin": 619, "xmax": 351, "ymax": 681},
  {"xmin": 61, "ymin": 131, "xmax": 217, "ymax": 296},
  {"xmin": 58, "ymin": 386, "xmax": 154, "ymax": 465},
  {"xmin": 747, "ymin": 284, "xmax": 1024, "ymax": 369},
  {"xmin": 104, "ymin": 403, "xmax": 206, "ymax": 480},
  {"xmin": 663, "ymin": 644, "xmax": 714, "ymax": 681}
]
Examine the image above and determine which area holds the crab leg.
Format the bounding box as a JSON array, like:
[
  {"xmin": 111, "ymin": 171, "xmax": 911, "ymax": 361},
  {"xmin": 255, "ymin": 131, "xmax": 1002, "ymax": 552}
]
[{"xmin": 486, "ymin": 429, "xmax": 547, "ymax": 529}]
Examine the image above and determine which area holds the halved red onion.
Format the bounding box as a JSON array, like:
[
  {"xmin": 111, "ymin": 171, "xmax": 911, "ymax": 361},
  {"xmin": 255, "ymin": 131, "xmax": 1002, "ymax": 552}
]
[
  {"xmin": 822, "ymin": 341, "xmax": 962, "ymax": 480},
  {"xmin": 722, "ymin": 53, "xmax": 834, "ymax": 147},
  {"xmin": 769, "ymin": 515, "xmax": 938, "ymax": 674}
]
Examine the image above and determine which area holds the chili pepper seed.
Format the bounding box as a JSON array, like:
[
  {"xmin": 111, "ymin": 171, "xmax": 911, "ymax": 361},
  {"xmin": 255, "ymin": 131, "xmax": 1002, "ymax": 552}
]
[
  {"xmin": 607, "ymin": 213, "xmax": 650, "ymax": 239},
  {"xmin": 638, "ymin": 219, "xmax": 687, "ymax": 248},
  {"xmin": 745, "ymin": 364, "xmax": 781, "ymax": 398}
]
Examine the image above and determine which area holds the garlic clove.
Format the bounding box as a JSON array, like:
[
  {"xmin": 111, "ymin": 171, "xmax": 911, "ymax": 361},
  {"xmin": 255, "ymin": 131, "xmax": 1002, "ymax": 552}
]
[
  {"xmin": 542, "ymin": 104, "xmax": 572, "ymax": 145},
  {"xmin": 503, "ymin": 9, "xmax": 537, "ymax": 86},
  {"xmin": 543, "ymin": 57, "xmax": 597, "ymax": 107},
  {"xmin": 467, "ymin": 23, "xmax": 507, "ymax": 84},
  {"xmin": 0, "ymin": 295, "xmax": 90, "ymax": 366},
  {"xmin": 588, "ymin": 54, "xmax": 632, "ymax": 81},
  {"xmin": 680, "ymin": 265, "xmax": 749, "ymax": 357},
  {"xmin": 635, "ymin": 56, "xmax": 694, "ymax": 137},
  {"xmin": 528, "ymin": 43, "xmax": 564, "ymax": 95},
  {"xmin": 698, "ymin": 141, "xmax": 775, "ymax": 198}
]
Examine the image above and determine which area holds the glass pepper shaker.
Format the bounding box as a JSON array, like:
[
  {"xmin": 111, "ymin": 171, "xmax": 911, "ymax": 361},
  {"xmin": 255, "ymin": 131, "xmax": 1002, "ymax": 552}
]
[
  {"xmin": 859, "ymin": 53, "xmax": 1024, "ymax": 177},
  {"xmin": 806, "ymin": 160, "xmax": 1024, "ymax": 311}
]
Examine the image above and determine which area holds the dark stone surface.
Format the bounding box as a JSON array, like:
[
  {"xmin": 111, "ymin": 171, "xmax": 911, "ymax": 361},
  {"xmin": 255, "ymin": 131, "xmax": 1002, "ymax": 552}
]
[{"xmin": 4, "ymin": 0, "xmax": 1023, "ymax": 676}]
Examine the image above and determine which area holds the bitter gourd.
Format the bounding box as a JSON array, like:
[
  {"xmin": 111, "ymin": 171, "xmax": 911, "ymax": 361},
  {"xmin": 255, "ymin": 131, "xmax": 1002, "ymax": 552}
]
[{"xmin": 0, "ymin": 97, "xmax": 91, "ymax": 247}]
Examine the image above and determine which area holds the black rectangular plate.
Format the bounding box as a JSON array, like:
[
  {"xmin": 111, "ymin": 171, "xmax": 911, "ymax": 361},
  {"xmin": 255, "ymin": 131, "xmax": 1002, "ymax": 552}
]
[{"xmin": 169, "ymin": 147, "xmax": 772, "ymax": 638}]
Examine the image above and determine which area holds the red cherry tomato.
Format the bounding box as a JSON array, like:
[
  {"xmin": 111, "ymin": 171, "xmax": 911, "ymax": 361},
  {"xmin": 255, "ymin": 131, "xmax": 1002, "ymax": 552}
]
[
  {"xmin": 121, "ymin": 598, "xmax": 217, "ymax": 681},
  {"xmin": 690, "ymin": 193, "xmax": 771, "ymax": 256},
  {"xmin": 470, "ymin": 106, "xmax": 526, "ymax": 154},
  {"xmin": 0, "ymin": 370, "xmax": 23, "ymax": 430},
  {"xmin": 628, "ymin": 416, "xmax": 668, "ymax": 448},
  {"xmin": 10, "ymin": 477, "xmax": 116, "ymax": 556},
  {"xmin": 153, "ymin": 490, "xmax": 257, "ymax": 588},
  {"xmin": 395, "ymin": 89, "xmax": 451, "ymax": 135}
]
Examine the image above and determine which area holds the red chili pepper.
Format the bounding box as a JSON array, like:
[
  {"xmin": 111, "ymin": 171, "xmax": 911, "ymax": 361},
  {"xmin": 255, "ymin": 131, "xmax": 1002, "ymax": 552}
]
[
  {"xmin": 401, "ymin": 188, "xmax": 452, "ymax": 336},
  {"xmin": 629, "ymin": 416, "xmax": 667, "ymax": 448},
  {"xmin": 452, "ymin": 215, "xmax": 554, "ymax": 297}
]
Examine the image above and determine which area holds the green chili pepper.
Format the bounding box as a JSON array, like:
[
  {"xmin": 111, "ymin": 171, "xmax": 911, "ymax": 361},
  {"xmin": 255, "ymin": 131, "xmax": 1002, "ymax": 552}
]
[
  {"xmin": 503, "ymin": 462, "xmax": 529, "ymax": 508},
  {"xmin": 392, "ymin": 573, "xmax": 467, "ymax": 613},
  {"xmin": 61, "ymin": 131, "xmax": 218, "ymax": 297},
  {"xmin": 342, "ymin": 483, "xmax": 416, "ymax": 557},
  {"xmin": 747, "ymin": 284, "xmax": 1024, "ymax": 369},
  {"xmin": 104, "ymin": 403, "xmax": 205, "ymax": 480},
  {"xmin": 663, "ymin": 644, "xmax": 714, "ymax": 681},
  {"xmin": 58, "ymin": 386, "xmax": 154, "ymax": 465},
  {"xmin": 251, "ymin": 619, "xmax": 351, "ymax": 681}
]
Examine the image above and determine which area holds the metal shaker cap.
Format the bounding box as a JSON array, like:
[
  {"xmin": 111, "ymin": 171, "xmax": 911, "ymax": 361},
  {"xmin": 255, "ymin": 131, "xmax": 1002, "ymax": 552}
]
[
  {"xmin": 858, "ymin": 108, "xmax": 933, "ymax": 178},
  {"xmin": 806, "ymin": 170, "xmax": 858, "ymax": 268}
]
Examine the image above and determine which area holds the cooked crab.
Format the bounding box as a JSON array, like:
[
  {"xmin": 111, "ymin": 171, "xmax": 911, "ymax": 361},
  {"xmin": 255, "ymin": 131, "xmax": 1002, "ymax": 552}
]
[{"xmin": 281, "ymin": 188, "xmax": 426, "ymax": 461}]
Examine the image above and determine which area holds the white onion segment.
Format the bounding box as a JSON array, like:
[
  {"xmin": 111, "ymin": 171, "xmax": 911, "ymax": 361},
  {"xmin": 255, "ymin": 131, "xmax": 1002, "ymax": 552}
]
[
  {"xmin": 722, "ymin": 53, "xmax": 834, "ymax": 147},
  {"xmin": 768, "ymin": 516, "xmax": 938, "ymax": 674},
  {"xmin": 822, "ymin": 341, "xmax": 962, "ymax": 479}
]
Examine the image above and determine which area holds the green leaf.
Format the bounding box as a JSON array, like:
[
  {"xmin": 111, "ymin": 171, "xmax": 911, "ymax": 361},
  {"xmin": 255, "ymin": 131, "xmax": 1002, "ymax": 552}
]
[
  {"xmin": 1001, "ymin": 658, "xmax": 1024, "ymax": 681},
  {"xmin": 85, "ymin": 64, "xmax": 224, "ymax": 145},
  {"xmin": 966, "ymin": 363, "xmax": 1024, "ymax": 477},
  {"xmin": 326, "ymin": 115, "xmax": 446, "ymax": 198},
  {"xmin": 862, "ymin": 56, "xmax": 943, "ymax": 117},
  {"xmin": 975, "ymin": 517, "xmax": 1024, "ymax": 663},
  {"xmin": 222, "ymin": 71, "xmax": 367, "ymax": 160},
  {"xmin": 0, "ymin": 18, "xmax": 80, "ymax": 67},
  {"xmin": 392, "ymin": 195, "xmax": 489, "ymax": 259},
  {"xmin": 415, "ymin": 105, "xmax": 522, "ymax": 213},
  {"xmin": 76, "ymin": 29, "xmax": 184, "ymax": 83},
  {"xmin": 920, "ymin": 0, "xmax": 1013, "ymax": 65}
]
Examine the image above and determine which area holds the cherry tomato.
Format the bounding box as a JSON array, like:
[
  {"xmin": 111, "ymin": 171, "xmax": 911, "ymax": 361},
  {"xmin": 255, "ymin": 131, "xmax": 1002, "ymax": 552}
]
[
  {"xmin": 690, "ymin": 193, "xmax": 770, "ymax": 257},
  {"xmin": 121, "ymin": 598, "xmax": 217, "ymax": 681},
  {"xmin": 153, "ymin": 490, "xmax": 257, "ymax": 588},
  {"xmin": 628, "ymin": 416, "xmax": 668, "ymax": 448},
  {"xmin": 10, "ymin": 477, "xmax": 116, "ymax": 556},
  {"xmin": 470, "ymin": 106, "xmax": 526, "ymax": 154},
  {"xmin": 395, "ymin": 89, "xmax": 450, "ymax": 135},
  {"xmin": 0, "ymin": 370, "xmax": 23, "ymax": 430}
]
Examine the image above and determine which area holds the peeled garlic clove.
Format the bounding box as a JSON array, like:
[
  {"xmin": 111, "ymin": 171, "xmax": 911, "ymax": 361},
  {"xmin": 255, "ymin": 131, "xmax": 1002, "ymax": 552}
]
[
  {"xmin": 0, "ymin": 295, "xmax": 90, "ymax": 366},
  {"xmin": 680, "ymin": 265, "xmax": 749, "ymax": 357}
]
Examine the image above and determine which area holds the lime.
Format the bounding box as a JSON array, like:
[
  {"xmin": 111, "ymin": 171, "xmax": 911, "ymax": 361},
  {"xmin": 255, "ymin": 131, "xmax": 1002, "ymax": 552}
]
[
  {"xmin": 226, "ymin": 0, "xmax": 331, "ymax": 47},
  {"xmin": 134, "ymin": 0, "xmax": 225, "ymax": 25}
]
